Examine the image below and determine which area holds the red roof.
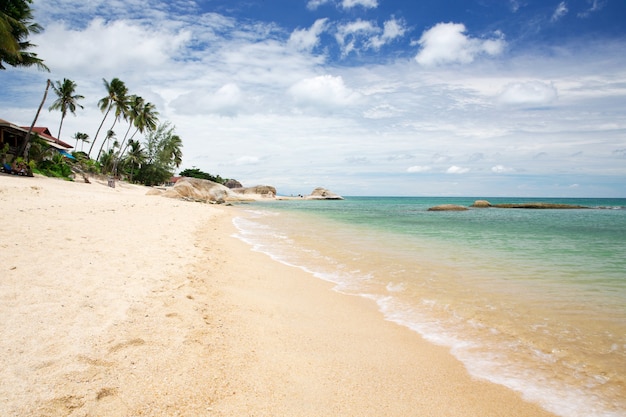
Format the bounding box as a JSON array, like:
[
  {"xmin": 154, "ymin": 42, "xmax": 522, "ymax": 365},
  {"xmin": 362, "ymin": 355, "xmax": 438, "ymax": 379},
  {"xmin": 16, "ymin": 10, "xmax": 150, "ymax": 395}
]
[{"xmin": 21, "ymin": 126, "xmax": 73, "ymax": 149}]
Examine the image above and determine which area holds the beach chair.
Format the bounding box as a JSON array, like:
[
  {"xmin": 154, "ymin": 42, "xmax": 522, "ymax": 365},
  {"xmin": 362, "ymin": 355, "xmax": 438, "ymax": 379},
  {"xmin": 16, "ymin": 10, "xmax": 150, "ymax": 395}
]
[{"xmin": 1, "ymin": 163, "xmax": 15, "ymax": 174}]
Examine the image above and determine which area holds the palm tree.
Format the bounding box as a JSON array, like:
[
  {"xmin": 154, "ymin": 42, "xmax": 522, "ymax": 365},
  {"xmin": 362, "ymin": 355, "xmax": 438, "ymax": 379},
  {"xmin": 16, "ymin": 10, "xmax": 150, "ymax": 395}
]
[
  {"xmin": 87, "ymin": 77, "xmax": 127, "ymax": 158},
  {"xmin": 49, "ymin": 78, "xmax": 84, "ymax": 141},
  {"xmin": 110, "ymin": 96, "xmax": 158, "ymax": 181},
  {"xmin": 161, "ymin": 134, "xmax": 183, "ymax": 169},
  {"xmin": 18, "ymin": 78, "xmax": 50, "ymax": 158},
  {"xmin": 124, "ymin": 139, "xmax": 146, "ymax": 182},
  {"xmin": 96, "ymin": 85, "xmax": 129, "ymax": 161},
  {"xmin": 119, "ymin": 97, "xmax": 158, "ymax": 156},
  {"xmin": 103, "ymin": 129, "xmax": 116, "ymax": 154},
  {"xmin": 72, "ymin": 132, "xmax": 89, "ymax": 151},
  {"xmin": 0, "ymin": 0, "xmax": 48, "ymax": 70}
]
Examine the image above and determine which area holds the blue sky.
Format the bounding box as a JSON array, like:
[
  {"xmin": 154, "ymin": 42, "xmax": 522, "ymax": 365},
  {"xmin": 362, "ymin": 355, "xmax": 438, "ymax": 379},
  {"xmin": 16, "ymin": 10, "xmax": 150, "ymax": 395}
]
[{"xmin": 1, "ymin": 0, "xmax": 625, "ymax": 197}]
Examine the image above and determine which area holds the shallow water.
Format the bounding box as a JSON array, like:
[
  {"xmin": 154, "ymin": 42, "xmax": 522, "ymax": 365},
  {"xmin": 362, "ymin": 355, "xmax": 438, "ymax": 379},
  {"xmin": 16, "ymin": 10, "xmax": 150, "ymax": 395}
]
[{"xmin": 232, "ymin": 197, "xmax": 626, "ymax": 417}]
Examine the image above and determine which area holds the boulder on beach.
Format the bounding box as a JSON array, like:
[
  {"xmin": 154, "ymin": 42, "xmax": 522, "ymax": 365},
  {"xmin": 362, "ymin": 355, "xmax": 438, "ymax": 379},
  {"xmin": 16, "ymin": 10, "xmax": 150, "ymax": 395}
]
[
  {"xmin": 223, "ymin": 179, "xmax": 243, "ymax": 189},
  {"xmin": 160, "ymin": 177, "xmax": 236, "ymax": 203},
  {"xmin": 232, "ymin": 185, "xmax": 277, "ymax": 198},
  {"xmin": 471, "ymin": 200, "xmax": 492, "ymax": 208},
  {"xmin": 427, "ymin": 204, "xmax": 469, "ymax": 211},
  {"xmin": 305, "ymin": 187, "xmax": 344, "ymax": 200}
]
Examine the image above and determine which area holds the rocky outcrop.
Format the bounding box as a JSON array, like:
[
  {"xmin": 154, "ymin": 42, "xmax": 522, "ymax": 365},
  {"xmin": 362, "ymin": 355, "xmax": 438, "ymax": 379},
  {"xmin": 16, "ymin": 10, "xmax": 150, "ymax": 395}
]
[
  {"xmin": 471, "ymin": 200, "xmax": 492, "ymax": 208},
  {"xmin": 159, "ymin": 177, "xmax": 237, "ymax": 203},
  {"xmin": 224, "ymin": 179, "xmax": 243, "ymax": 189},
  {"xmin": 427, "ymin": 204, "xmax": 469, "ymax": 211},
  {"xmin": 231, "ymin": 185, "xmax": 277, "ymax": 198},
  {"xmin": 492, "ymin": 202, "xmax": 589, "ymax": 209},
  {"xmin": 306, "ymin": 187, "xmax": 344, "ymax": 200}
]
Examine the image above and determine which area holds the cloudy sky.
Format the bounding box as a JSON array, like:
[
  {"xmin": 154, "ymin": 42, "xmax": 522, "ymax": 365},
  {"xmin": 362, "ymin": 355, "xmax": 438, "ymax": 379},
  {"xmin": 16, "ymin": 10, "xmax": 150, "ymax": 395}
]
[{"xmin": 2, "ymin": 0, "xmax": 625, "ymax": 197}]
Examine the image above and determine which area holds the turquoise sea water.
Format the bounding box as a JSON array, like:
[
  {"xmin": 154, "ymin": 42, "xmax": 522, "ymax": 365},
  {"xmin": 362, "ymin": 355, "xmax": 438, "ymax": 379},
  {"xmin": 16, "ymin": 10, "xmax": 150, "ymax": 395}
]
[{"xmin": 231, "ymin": 197, "xmax": 626, "ymax": 417}]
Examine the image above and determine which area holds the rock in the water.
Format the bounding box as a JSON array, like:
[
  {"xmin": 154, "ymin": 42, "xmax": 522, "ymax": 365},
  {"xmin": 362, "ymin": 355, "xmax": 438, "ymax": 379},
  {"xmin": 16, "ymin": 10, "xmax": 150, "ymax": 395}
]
[
  {"xmin": 492, "ymin": 202, "xmax": 588, "ymax": 209},
  {"xmin": 306, "ymin": 187, "xmax": 344, "ymax": 200},
  {"xmin": 427, "ymin": 204, "xmax": 469, "ymax": 211},
  {"xmin": 471, "ymin": 200, "xmax": 491, "ymax": 208}
]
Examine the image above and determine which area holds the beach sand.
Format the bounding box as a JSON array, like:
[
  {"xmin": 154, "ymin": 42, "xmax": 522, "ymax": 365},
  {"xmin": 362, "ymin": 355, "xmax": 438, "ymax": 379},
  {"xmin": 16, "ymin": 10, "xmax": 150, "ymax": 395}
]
[{"xmin": 0, "ymin": 174, "xmax": 556, "ymax": 417}]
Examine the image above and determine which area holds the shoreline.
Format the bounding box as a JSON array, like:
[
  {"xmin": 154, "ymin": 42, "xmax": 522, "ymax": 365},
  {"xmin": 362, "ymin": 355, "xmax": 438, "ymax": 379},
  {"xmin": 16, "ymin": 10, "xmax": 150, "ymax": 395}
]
[{"xmin": 0, "ymin": 174, "xmax": 556, "ymax": 416}]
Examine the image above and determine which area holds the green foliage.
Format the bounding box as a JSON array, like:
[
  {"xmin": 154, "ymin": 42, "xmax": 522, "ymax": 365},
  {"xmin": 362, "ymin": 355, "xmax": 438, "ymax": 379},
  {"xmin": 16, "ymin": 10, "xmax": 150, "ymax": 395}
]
[
  {"xmin": 49, "ymin": 78, "xmax": 84, "ymax": 139},
  {"xmin": 35, "ymin": 153, "xmax": 73, "ymax": 179},
  {"xmin": 0, "ymin": 143, "xmax": 9, "ymax": 162},
  {"xmin": 179, "ymin": 168, "xmax": 225, "ymax": 184},
  {"xmin": 133, "ymin": 122, "xmax": 183, "ymax": 186},
  {"xmin": 26, "ymin": 134, "xmax": 55, "ymax": 162},
  {"xmin": 134, "ymin": 163, "xmax": 171, "ymax": 186},
  {"xmin": 0, "ymin": 0, "xmax": 48, "ymax": 71}
]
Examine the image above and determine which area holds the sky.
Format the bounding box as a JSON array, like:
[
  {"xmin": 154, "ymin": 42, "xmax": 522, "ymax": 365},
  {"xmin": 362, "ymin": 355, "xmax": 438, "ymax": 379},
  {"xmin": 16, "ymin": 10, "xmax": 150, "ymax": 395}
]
[{"xmin": 1, "ymin": 0, "xmax": 625, "ymax": 197}]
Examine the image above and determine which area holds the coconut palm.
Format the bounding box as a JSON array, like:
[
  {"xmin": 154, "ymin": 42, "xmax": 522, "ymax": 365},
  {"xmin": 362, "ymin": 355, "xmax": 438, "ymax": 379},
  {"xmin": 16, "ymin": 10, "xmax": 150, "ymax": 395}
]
[
  {"xmin": 103, "ymin": 129, "xmax": 116, "ymax": 154},
  {"xmin": 0, "ymin": 0, "xmax": 48, "ymax": 71},
  {"xmin": 123, "ymin": 139, "xmax": 146, "ymax": 182},
  {"xmin": 110, "ymin": 96, "xmax": 159, "ymax": 181},
  {"xmin": 119, "ymin": 97, "xmax": 159, "ymax": 156},
  {"xmin": 72, "ymin": 132, "xmax": 89, "ymax": 151},
  {"xmin": 87, "ymin": 77, "xmax": 127, "ymax": 158},
  {"xmin": 161, "ymin": 133, "xmax": 183, "ymax": 169},
  {"xmin": 49, "ymin": 78, "xmax": 84, "ymax": 141},
  {"xmin": 18, "ymin": 78, "xmax": 50, "ymax": 158}
]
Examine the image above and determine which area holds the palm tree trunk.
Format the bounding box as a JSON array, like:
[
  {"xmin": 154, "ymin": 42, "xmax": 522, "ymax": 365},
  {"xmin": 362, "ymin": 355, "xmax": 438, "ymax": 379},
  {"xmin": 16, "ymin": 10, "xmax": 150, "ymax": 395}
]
[
  {"xmin": 19, "ymin": 79, "xmax": 51, "ymax": 160},
  {"xmin": 97, "ymin": 118, "xmax": 119, "ymax": 161},
  {"xmin": 57, "ymin": 115, "xmax": 65, "ymax": 143},
  {"xmin": 88, "ymin": 105, "xmax": 111, "ymax": 158}
]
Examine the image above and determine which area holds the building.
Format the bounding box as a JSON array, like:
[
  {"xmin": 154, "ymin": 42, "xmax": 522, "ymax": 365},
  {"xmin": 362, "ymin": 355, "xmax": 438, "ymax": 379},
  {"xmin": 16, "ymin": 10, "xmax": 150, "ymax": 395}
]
[{"xmin": 0, "ymin": 118, "xmax": 73, "ymax": 162}]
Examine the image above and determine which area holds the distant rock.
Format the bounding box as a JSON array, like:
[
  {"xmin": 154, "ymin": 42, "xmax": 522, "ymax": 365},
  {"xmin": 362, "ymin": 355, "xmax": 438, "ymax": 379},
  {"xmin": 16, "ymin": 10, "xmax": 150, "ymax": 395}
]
[
  {"xmin": 224, "ymin": 179, "xmax": 243, "ymax": 189},
  {"xmin": 471, "ymin": 200, "xmax": 492, "ymax": 208},
  {"xmin": 306, "ymin": 187, "xmax": 344, "ymax": 200},
  {"xmin": 232, "ymin": 185, "xmax": 277, "ymax": 198},
  {"xmin": 427, "ymin": 204, "xmax": 469, "ymax": 211},
  {"xmin": 159, "ymin": 177, "xmax": 237, "ymax": 203},
  {"xmin": 492, "ymin": 202, "xmax": 589, "ymax": 209}
]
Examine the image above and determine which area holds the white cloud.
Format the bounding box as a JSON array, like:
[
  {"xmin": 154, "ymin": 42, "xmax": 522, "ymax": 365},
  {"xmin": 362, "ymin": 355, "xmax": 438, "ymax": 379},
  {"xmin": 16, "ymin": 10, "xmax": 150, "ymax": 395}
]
[
  {"xmin": 407, "ymin": 165, "xmax": 432, "ymax": 173},
  {"xmin": 289, "ymin": 75, "xmax": 360, "ymax": 110},
  {"xmin": 492, "ymin": 165, "xmax": 514, "ymax": 173},
  {"xmin": 306, "ymin": 0, "xmax": 332, "ymax": 10},
  {"xmin": 235, "ymin": 156, "xmax": 260, "ymax": 165},
  {"xmin": 35, "ymin": 18, "xmax": 190, "ymax": 74},
  {"xmin": 447, "ymin": 166, "xmax": 470, "ymax": 174},
  {"xmin": 335, "ymin": 19, "xmax": 378, "ymax": 56},
  {"xmin": 363, "ymin": 103, "xmax": 401, "ymax": 119},
  {"xmin": 552, "ymin": 2, "xmax": 569, "ymax": 22},
  {"xmin": 336, "ymin": 18, "xmax": 406, "ymax": 56},
  {"xmin": 369, "ymin": 18, "xmax": 407, "ymax": 49},
  {"xmin": 341, "ymin": 0, "xmax": 378, "ymax": 9},
  {"xmin": 415, "ymin": 23, "xmax": 506, "ymax": 67},
  {"xmin": 289, "ymin": 18, "xmax": 328, "ymax": 51},
  {"xmin": 498, "ymin": 81, "xmax": 558, "ymax": 106},
  {"xmin": 169, "ymin": 83, "xmax": 243, "ymax": 116},
  {"xmin": 578, "ymin": 0, "xmax": 606, "ymax": 18}
]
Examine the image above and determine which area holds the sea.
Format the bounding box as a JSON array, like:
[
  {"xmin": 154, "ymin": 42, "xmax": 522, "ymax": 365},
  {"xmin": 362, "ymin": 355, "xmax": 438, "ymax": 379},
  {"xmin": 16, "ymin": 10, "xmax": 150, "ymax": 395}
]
[{"xmin": 231, "ymin": 197, "xmax": 626, "ymax": 417}]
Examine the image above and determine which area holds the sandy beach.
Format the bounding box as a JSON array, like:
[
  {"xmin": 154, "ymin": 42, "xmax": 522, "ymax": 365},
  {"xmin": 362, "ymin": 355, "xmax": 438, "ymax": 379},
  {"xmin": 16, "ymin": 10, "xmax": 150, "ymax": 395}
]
[{"xmin": 0, "ymin": 174, "xmax": 557, "ymax": 417}]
